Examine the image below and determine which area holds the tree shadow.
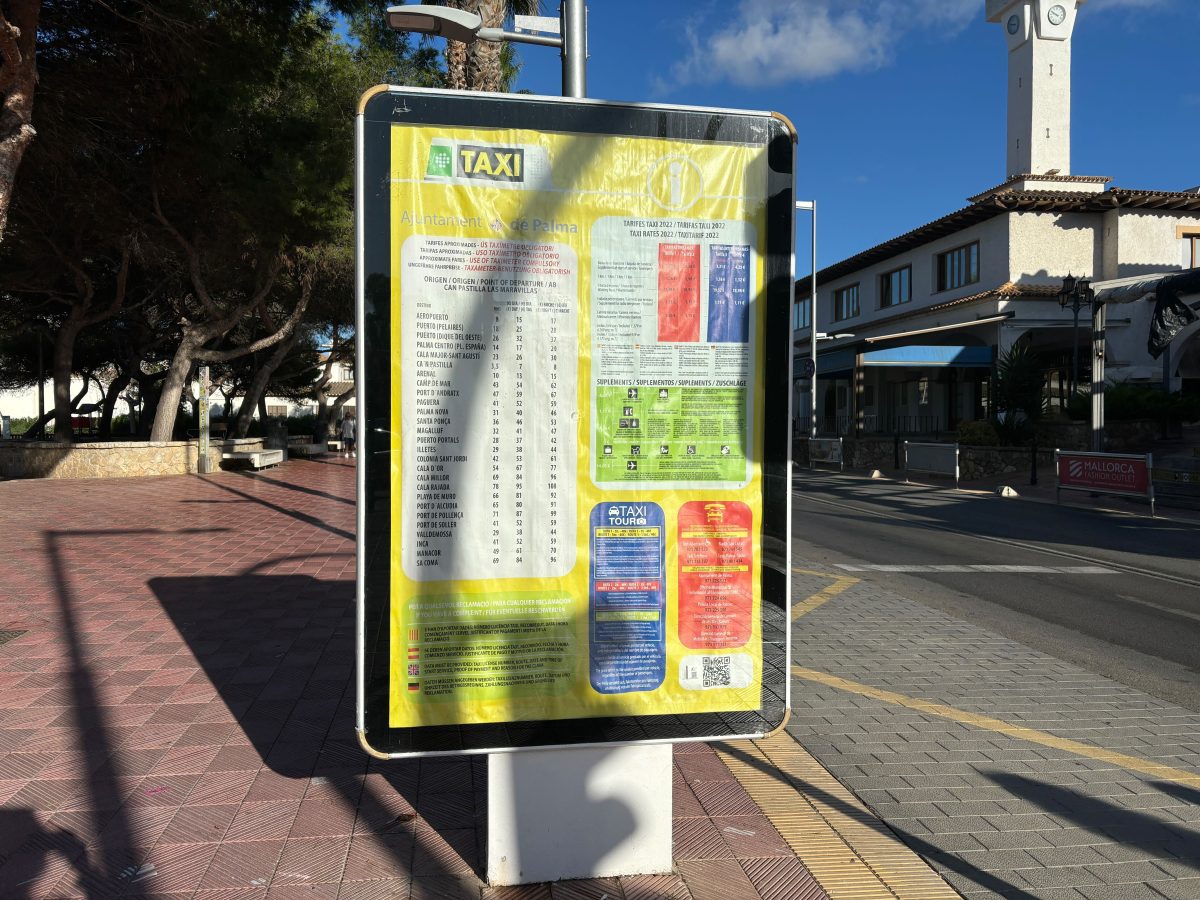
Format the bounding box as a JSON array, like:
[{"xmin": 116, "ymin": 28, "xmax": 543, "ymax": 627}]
[
  {"xmin": 716, "ymin": 742, "xmax": 1042, "ymax": 900},
  {"xmin": 149, "ymin": 572, "xmax": 485, "ymax": 884},
  {"xmin": 0, "ymin": 809, "xmax": 95, "ymax": 900},
  {"xmin": 986, "ymin": 771, "xmax": 1200, "ymax": 860}
]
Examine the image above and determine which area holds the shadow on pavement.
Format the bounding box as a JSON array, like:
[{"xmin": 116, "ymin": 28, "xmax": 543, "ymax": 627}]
[
  {"xmin": 717, "ymin": 742, "xmax": 1042, "ymax": 900},
  {"xmin": 793, "ymin": 473, "xmax": 1199, "ymax": 566},
  {"xmin": 987, "ymin": 771, "xmax": 1200, "ymax": 860},
  {"xmin": 149, "ymin": 572, "xmax": 485, "ymax": 884}
]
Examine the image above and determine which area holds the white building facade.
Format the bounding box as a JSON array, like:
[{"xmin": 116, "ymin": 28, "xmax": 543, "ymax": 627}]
[{"xmin": 794, "ymin": 0, "xmax": 1200, "ymax": 435}]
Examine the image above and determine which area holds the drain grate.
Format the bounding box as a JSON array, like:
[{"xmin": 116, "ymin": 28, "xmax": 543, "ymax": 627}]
[{"xmin": 0, "ymin": 630, "xmax": 27, "ymax": 647}]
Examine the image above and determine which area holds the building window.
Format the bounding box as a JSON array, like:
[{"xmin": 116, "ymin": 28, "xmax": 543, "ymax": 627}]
[
  {"xmin": 792, "ymin": 298, "xmax": 811, "ymax": 330},
  {"xmin": 936, "ymin": 241, "xmax": 979, "ymax": 292},
  {"xmin": 833, "ymin": 284, "xmax": 859, "ymax": 322},
  {"xmin": 879, "ymin": 265, "xmax": 911, "ymax": 308},
  {"xmin": 266, "ymin": 404, "xmax": 288, "ymax": 418},
  {"xmin": 1189, "ymin": 234, "xmax": 1200, "ymax": 268}
]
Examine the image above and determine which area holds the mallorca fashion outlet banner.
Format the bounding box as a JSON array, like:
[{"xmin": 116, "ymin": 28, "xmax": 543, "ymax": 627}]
[{"xmin": 356, "ymin": 87, "xmax": 794, "ymax": 754}]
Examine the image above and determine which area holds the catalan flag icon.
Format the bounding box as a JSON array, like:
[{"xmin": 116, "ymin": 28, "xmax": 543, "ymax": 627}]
[{"xmin": 408, "ymin": 628, "xmax": 420, "ymax": 643}]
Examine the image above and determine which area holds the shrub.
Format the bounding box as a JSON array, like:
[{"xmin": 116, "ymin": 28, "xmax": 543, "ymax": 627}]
[
  {"xmin": 1069, "ymin": 383, "xmax": 1200, "ymax": 423},
  {"xmin": 957, "ymin": 420, "xmax": 999, "ymax": 446}
]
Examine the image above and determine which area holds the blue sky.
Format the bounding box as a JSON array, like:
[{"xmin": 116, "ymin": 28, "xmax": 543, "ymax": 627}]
[{"xmin": 481, "ymin": 0, "xmax": 1200, "ymax": 273}]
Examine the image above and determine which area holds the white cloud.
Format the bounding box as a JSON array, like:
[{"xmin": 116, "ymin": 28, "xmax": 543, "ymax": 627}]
[{"xmin": 670, "ymin": 0, "xmax": 977, "ymax": 88}]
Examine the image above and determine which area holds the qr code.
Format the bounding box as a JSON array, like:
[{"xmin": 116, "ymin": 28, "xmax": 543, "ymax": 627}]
[{"xmin": 702, "ymin": 655, "xmax": 731, "ymax": 688}]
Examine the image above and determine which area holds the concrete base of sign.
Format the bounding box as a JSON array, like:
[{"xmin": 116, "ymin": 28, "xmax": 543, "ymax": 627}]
[{"xmin": 486, "ymin": 744, "xmax": 673, "ymax": 886}]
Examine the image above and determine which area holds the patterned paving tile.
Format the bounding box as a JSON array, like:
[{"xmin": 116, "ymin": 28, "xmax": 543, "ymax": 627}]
[
  {"xmin": 341, "ymin": 834, "xmax": 416, "ymax": 882},
  {"xmin": 336, "ymin": 878, "xmax": 411, "ymax": 899},
  {"xmin": 199, "ymin": 838, "xmax": 286, "ymax": 890},
  {"xmin": 225, "ymin": 801, "xmax": 303, "ymax": 843},
  {"xmin": 675, "ymin": 860, "xmax": 759, "ymax": 900},
  {"xmin": 711, "ymin": 815, "xmax": 793, "ymax": 859},
  {"xmin": 272, "ymin": 837, "xmax": 351, "ymax": 886},
  {"xmin": 740, "ymin": 857, "xmax": 828, "ymax": 900},
  {"xmin": 159, "ymin": 802, "xmax": 240, "ymax": 845},
  {"xmin": 620, "ymin": 873, "xmax": 693, "ymax": 900}
]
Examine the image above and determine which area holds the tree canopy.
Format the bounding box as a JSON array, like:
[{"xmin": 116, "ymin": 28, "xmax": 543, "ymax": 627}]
[{"xmin": 0, "ymin": 1, "xmax": 456, "ymax": 442}]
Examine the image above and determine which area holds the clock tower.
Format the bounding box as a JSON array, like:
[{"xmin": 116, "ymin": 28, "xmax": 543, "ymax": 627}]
[{"xmin": 986, "ymin": 0, "xmax": 1087, "ymax": 178}]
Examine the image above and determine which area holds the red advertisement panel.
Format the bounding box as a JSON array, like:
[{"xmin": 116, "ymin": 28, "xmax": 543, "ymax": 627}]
[
  {"xmin": 677, "ymin": 501, "xmax": 752, "ymax": 649},
  {"xmin": 657, "ymin": 243, "xmax": 700, "ymax": 342},
  {"xmin": 1057, "ymin": 453, "xmax": 1150, "ymax": 494}
]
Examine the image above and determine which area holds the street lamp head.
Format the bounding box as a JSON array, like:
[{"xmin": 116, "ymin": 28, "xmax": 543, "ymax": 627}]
[
  {"xmin": 1058, "ymin": 273, "xmax": 1077, "ymax": 309},
  {"xmin": 386, "ymin": 5, "xmax": 483, "ymax": 44}
]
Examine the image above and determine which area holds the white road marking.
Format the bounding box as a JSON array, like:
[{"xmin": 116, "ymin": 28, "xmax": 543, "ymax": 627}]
[{"xmin": 835, "ymin": 564, "xmax": 1118, "ymax": 574}]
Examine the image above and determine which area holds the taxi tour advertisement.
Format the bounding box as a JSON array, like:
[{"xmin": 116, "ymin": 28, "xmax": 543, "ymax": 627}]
[{"xmin": 357, "ymin": 87, "xmax": 794, "ymax": 756}]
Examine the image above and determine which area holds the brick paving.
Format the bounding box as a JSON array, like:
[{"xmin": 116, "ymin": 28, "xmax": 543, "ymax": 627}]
[
  {"xmin": 789, "ymin": 567, "xmax": 1200, "ymax": 900},
  {"xmin": 0, "ymin": 461, "xmax": 835, "ymax": 899}
]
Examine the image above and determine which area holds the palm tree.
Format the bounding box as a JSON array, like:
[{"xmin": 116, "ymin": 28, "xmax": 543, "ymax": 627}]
[{"xmin": 434, "ymin": 0, "xmax": 539, "ymax": 92}]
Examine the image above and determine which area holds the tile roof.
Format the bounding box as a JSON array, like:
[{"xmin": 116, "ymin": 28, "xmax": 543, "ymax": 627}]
[{"xmin": 795, "ymin": 187, "xmax": 1200, "ymax": 299}]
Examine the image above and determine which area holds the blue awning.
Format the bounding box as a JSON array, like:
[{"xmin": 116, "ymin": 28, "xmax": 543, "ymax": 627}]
[{"xmin": 861, "ymin": 345, "xmax": 993, "ymax": 368}]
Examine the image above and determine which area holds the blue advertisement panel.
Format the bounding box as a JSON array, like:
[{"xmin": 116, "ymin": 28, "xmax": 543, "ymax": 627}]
[{"xmin": 589, "ymin": 502, "xmax": 666, "ymax": 694}]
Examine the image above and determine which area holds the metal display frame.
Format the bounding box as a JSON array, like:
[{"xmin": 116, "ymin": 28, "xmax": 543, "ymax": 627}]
[
  {"xmin": 1054, "ymin": 449, "xmax": 1156, "ymax": 517},
  {"xmin": 354, "ymin": 85, "xmax": 796, "ymax": 758}
]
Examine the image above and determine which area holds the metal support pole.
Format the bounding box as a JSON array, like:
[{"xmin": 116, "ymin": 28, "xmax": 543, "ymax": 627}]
[
  {"xmin": 1071, "ymin": 302, "xmax": 1081, "ymax": 398},
  {"xmin": 37, "ymin": 333, "xmax": 44, "ymax": 426},
  {"xmin": 1091, "ymin": 301, "xmax": 1106, "ymax": 452},
  {"xmin": 809, "ymin": 204, "xmax": 817, "ymax": 439},
  {"xmin": 560, "ymin": 0, "xmax": 586, "ymax": 98},
  {"xmin": 197, "ymin": 365, "xmax": 212, "ymax": 474}
]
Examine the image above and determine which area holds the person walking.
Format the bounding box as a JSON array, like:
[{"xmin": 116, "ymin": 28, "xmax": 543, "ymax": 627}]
[{"xmin": 340, "ymin": 412, "xmax": 357, "ymax": 459}]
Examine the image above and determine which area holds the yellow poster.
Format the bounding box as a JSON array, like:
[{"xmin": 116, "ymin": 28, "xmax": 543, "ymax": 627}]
[{"xmin": 388, "ymin": 124, "xmax": 769, "ymax": 729}]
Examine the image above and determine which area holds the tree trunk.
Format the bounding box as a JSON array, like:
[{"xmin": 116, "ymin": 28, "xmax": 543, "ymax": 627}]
[
  {"xmin": 467, "ymin": 0, "xmax": 505, "ymax": 92},
  {"xmin": 51, "ymin": 313, "xmax": 85, "ymax": 443},
  {"xmin": 150, "ymin": 335, "xmax": 202, "ymax": 442},
  {"xmin": 98, "ymin": 372, "xmax": 131, "ymax": 439},
  {"xmin": 234, "ymin": 331, "xmax": 298, "ymax": 438},
  {"xmin": 443, "ymin": 1, "xmax": 468, "ymax": 89},
  {"xmin": 0, "ymin": 0, "xmax": 41, "ymax": 243},
  {"xmin": 328, "ymin": 385, "xmax": 355, "ymax": 439}
]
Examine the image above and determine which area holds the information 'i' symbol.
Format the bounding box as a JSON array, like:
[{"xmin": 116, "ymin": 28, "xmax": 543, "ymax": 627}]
[{"xmin": 669, "ymin": 162, "xmax": 683, "ymax": 208}]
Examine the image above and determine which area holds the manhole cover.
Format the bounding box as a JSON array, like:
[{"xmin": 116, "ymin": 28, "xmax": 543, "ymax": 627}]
[{"xmin": 0, "ymin": 630, "xmax": 26, "ymax": 647}]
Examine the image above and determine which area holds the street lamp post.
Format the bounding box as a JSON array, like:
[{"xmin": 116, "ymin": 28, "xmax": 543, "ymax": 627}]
[
  {"xmin": 386, "ymin": 1, "xmax": 587, "ymax": 98},
  {"xmin": 1057, "ymin": 274, "xmax": 1095, "ymax": 399},
  {"xmin": 1058, "ymin": 275, "xmax": 1106, "ymax": 451},
  {"xmin": 796, "ymin": 200, "xmax": 816, "ymax": 437}
]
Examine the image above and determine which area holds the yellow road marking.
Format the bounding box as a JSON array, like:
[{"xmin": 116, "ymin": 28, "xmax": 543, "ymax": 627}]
[
  {"xmin": 793, "ymin": 568, "xmax": 860, "ymax": 621},
  {"xmin": 718, "ymin": 733, "xmax": 959, "ymax": 899},
  {"xmin": 793, "ymin": 665, "xmax": 1200, "ymax": 789}
]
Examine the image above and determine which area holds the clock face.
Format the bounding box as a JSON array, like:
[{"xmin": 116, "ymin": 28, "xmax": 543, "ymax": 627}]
[
  {"xmin": 1047, "ymin": 4, "xmax": 1067, "ymax": 25},
  {"xmin": 1007, "ymin": 13, "xmax": 1020, "ymax": 34}
]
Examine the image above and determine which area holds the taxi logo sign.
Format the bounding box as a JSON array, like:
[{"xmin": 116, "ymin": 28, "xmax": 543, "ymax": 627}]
[{"xmin": 457, "ymin": 144, "xmax": 524, "ymax": 182}]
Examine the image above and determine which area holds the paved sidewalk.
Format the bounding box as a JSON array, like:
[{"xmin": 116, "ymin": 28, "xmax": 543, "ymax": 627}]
[
  {"xmin": 0, "ymin": 461, "xmax": 952, "ymax": 899},
  {"xmin": 790, "ymin": 566, "xmax": 1200, "ymax": 900}
]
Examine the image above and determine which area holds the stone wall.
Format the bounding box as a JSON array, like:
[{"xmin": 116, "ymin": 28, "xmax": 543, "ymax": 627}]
[
  {"xmin": 960, "ymin": 446, "xmax": 1055, "ymax": 480},
  {"xmin": 0, "ymin": 438, "xmax": 264, "ymax": 480}
]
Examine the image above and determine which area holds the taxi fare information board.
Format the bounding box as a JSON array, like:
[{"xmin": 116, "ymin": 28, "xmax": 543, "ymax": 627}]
[{"xmin": 356, "ymin": 86, "xmax": 795, "ymax": 757}]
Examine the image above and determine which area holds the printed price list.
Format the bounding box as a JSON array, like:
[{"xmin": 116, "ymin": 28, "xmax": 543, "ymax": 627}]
[{"xmin": 400, "ymin": 236, "xmax": 577, "ymax": 581}]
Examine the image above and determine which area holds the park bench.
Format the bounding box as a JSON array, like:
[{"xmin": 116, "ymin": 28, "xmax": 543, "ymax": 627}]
[{"xmin": 221, "ymin": 448, "xmax": 285, "ymax": 469}]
